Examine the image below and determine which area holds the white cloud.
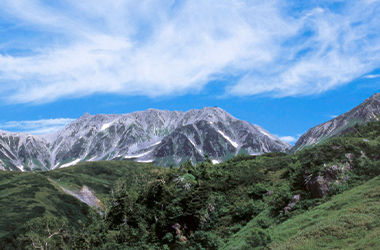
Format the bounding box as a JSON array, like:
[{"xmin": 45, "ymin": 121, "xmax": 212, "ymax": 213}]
[
  {"xmin": 229, "ymin": 1, "xmax": 380, "ymax": 97},
  {"xmin": 0, "ymin": 0, "xmax": 379, "ymax": 103},
  {"xmin": 279, "ymin": 136, "xmax": 298, "ymax": 144},
  {"xmin": 0, "ymin": 118, "xmax": 74, "ymax": 134},
  {"xmin": 328, "ymin": 115, "xmax": 338, "ymax": 119},
  {"xmin": 364, "ymin": 74, "xmax": 380, "ymax": 79}
]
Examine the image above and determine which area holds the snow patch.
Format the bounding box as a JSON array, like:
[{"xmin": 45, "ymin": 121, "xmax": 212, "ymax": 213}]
[
  {"xmin": 101, "ymin": 121, "xmax": 115, "ymax": 131},
  {"xmin": 124, "ymin": 150, "xmax": 153, "ymax": 159},
  {"xmin": 257, "ymin": 128, "xmax": 277, "ymax": 140},
  {"xmin": 188, "ymin": 138, "xmax": 196, "ymax": 148},
  {"xmin": 60, "ymin": 159, "xmax": 81, "ymax": 168},
  {"xmin": 212, "ymin": 160, "xmax": 220, "ymax": 164},
  {"xmin": 17, "ymin": 165, "xmax": 25, "ymax": 172},
  {"xmin": 189, "ymin": 138, "xmax": 203, "ymax": 154},
  {"xmin": 149, "ymin": 141, "xmax": 161, "ymax": 147},
  {"xmin": 217, "ymin": 130, "xmax": 238, "ymax": 148},
  {"xmin": 137, "ymin": 160, "xmax": 154, "ymax": 163},
  {"xmin": 52, "ymin": 162, "xmax": 60, "ymax": 170},
  {"xmin": 88, "ymin": 156, "xmax": 98, "ymax": 162}
]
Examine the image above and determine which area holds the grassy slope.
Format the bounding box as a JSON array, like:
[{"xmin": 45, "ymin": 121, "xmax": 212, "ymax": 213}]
[
  {"xmin": 0, "ymin": 171, "xmax": 89, "ymax": 249},
  {"xmin": 223, "ymin": 177, "xmax": 380, "ymax": 249},
  {"xmin": 270, "ymin": 176, "xmax": 380, "ymax": 249},
  {"xmin": 43, "ymin": 161, "xmax": 158, "ymax": 201},
  {"xmin": 0, "ymin": 161, "xmax": 159, "ymax": 249}
]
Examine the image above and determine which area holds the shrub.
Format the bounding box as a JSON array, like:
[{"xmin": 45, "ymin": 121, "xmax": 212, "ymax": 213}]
[{"xmin": 245, "ymin": 227, "xmax": 271, "ymax": 248}]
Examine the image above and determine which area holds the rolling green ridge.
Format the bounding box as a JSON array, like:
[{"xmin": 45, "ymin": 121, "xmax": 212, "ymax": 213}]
[
  {"xmin": 0, "ymin": 119, "xmax": 379, "ymax": 249},
  {"xmin": 0, "ymin": 161, "xmax": 160, "ymax": 249}
]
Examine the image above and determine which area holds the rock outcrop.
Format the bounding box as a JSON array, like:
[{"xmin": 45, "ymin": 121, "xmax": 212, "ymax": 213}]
[
  {"xmin": 304, "ymin": 162, "xmax": 351, "ymax": 198},
  {"xmin": 284, "ymin": 194, "xmax": 301, "ymax": 214}
]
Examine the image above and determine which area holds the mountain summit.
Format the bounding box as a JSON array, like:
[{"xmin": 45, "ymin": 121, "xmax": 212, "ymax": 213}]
[
  {"xmin": 0, "ymin": 107, "xmax": 291, "ymax": 171},
  {"xmin": 294, "ymin": 93, "xmax": 380, "ymax": 151}
]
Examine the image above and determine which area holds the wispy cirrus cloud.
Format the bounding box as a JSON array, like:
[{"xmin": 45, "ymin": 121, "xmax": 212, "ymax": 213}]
[
  {"xmin": 0, "ymin": 118, "xmax": 74, "ymax": 134},
  {"xmin": 0, "ymin": 0, "xmax": 379, "ymax": 104}
]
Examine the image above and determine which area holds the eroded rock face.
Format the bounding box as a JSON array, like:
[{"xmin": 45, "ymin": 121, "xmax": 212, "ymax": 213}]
[{"xmin": 58, "ymin": 184, "xmax": 102, "ymax": 208}]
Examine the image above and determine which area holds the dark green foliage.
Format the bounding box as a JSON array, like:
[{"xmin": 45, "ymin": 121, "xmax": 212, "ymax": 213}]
[
  {"xmin": 70, "ymin": 209, "xmax": 117, "ymax": 249},
  {"xmin": 247, "ymin": 183, "xmax": 268, "ymax": 199},
  {"xmin": 244, "ymin": 227, "xmax": 271, "ymax": 248},
  {"xmin": 270, "ymin": 184, "xmax": 292, "ymax": 214},
  {"xmin": 22, "ymin": 216, "xmax": 68, "ymax": 250}
]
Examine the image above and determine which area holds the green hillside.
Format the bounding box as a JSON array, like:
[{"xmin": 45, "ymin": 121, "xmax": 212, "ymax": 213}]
[
  {"xmin": 224, "ymin": 176, "xmax": 380, "ymax": 249},
  {"xmin": 0, "ymin": 161, "xmax": 160, "ymax": 249}
]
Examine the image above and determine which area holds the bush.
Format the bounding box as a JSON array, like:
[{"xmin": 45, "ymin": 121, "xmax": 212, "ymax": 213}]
[
  {"xmin": 248, "ymin": 183, "xmax": 268, "ymax": 200},
  {"xmin": 245, "ymin": 227, "xmax": 271, "ymax": 248},
  {"xmin": 270, "ymin": 184, "xmax": 292, "ymax": 214}
]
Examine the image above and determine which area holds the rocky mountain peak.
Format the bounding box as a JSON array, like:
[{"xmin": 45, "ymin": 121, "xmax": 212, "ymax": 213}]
[
  {"xmin": 294, "ymin": 93, "xmax": 380, "ymax": 151},
  {"xmin": 0, "ymin": 107, "xmax": 290, "ymax": 171}
]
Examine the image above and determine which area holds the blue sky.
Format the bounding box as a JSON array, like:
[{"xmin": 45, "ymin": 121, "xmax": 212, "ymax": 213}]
[{"xmin": 0, "ymin": 0, "xmax": 379, "ymax": 144}]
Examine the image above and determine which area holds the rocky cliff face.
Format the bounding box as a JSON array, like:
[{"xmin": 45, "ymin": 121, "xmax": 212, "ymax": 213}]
[
  {"xmin": 0, "ymin": 131, "xmax": 51, "ymax": 171},
  {"xmin": 0, "ymin": 107, "xmax": 291, "ymax": 171},
  {"xmin": 294, "ymin": 93, "xmax": 380, "ymax": 151}
]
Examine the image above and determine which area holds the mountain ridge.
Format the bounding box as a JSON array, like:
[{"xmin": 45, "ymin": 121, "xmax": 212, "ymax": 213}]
[
  {"xmin": 0, "ymin": 107, "xmax": 291, "ymax": 171},
  {"xmin": 294, "ymin": 93, "xmax": 380, "ymax": 151}
]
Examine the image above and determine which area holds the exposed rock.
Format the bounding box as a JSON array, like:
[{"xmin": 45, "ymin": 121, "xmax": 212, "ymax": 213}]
[
  {"xmin": 172, "ymin": 223, "xmax": 187, "ymax": 242},
  {"xmin": 326, "ymin": 165, "xmax": 340, "ymax": 179},
  {"xmin": 265, "ymin": 190, "xmax": 274, "ymax": 196},
  {"xmin": 172, "ymin": 223, "xmax": 181, "ymax": 236},
  {"xmin": 51, "ymin": 179, "xmax": 103, "ymax": 208},
  {"xmin": 306, "ymin": 175, "xmax": 332, "ymax": 198},
  {"xmin": 305, "ymin": 164, "xmax": 351, "ymax": 198},
  {"xmin": 284, "ymin": 194, "xmax": 301, "ymax": 213},
  {"xmin": 361, "ymin": 151, "xmax": 367, "ymax": 158},
  {"xmin": 345, "ymin": 153, "xmax": 355, "ymax": 163},
  {"xmin": 0, "ymin": 107, "xmax": 291, "ymax": 170}
]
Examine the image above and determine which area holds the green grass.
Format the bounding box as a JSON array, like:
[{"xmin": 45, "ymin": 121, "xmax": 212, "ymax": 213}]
[
  {"xmin": 0, "ymin": 171, "xmax": 89, "ymax": 249},
  {"xmin": 269, "ymin": 176, "xmax": 380, "ymax": 249},
  {"xmin": 43, "ymin": 161, "xmax": 158, "ymax": 200},
  {"xmin": 223, "ymin": 177, "xmax": 380, "ymax": 249}
]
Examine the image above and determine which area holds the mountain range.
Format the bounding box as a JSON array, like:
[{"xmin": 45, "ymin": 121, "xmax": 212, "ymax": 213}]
[
  {"xmin": 1, "ymin": 93, "xmax": 379, "ymax": 171},
  {"xmin": 0, "ymin": 107, "xmax": 290, "ymax": 171}
]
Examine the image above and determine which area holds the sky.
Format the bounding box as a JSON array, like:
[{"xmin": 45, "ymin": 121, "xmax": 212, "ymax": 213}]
[{"xmin": 0, "ymin": 0, "xmax": 379, "ymax": 144}]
